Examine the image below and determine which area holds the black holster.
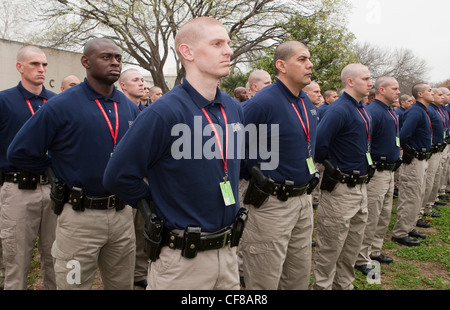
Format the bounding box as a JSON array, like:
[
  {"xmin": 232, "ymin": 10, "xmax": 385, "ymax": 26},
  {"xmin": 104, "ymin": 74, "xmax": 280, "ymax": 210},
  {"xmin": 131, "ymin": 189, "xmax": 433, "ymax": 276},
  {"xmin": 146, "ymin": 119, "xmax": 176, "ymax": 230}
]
[
  {"xmin": 320, "ymin": 160, "xmax": 340, "ymax": 192},
  {"xmin": 230, "ymin": 208, "xmax": 248, "ymax": 247},
  {"xmin": 46, "ymin": 168, "xmax": 67, "ymax": 216},
  {"xmin": 138, "ymin": 199, "xmax": 165, "ymax": 262},
  {"xmin": 243, "ymin": 166, "xmax": 273, "ymax": 208},
  {"xmin": 402, "ymin": 145, "xmax": 416, "ymax": 165}
]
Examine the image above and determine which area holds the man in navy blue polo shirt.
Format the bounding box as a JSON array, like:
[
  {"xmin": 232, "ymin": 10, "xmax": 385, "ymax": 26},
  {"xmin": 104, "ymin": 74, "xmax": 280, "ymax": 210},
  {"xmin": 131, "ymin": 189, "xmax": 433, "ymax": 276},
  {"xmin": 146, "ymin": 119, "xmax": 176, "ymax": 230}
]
[
  {"xmin": 355, "ymin": 76, "xmax": 401, "ymax": 275},
  {"xmin": 103, "ymin": 17, "xmax": 244, "ymax": 290},
  {"xmin": 239, "ymin": 41, "xmax": 318, "ymax": 290},
  {"xmin": 392, "ymin": 83, "xmax": 433, "ymax": 246},
  {"xmin": 313, "ymin": 63, "xmax": 373, "ymax": 290},
  {"xmin": 417, "ymin": 88, "xmax": 446, "ymax": 222},
  {"xmin": 7, "ymin": 38, "xmax": 139, "ymax": 289},
  {"xmin": 0, "ymin": 45, "xmax": 57, "ymax": 290}
]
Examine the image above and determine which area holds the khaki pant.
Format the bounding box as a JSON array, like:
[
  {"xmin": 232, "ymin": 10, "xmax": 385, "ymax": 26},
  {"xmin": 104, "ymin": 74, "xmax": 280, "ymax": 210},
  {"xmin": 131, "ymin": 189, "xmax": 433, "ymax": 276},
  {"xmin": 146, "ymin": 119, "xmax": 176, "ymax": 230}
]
[
  {"xmin": 313, "ymin": 182, "xmax": 368, "ymax": 290},
  {"xmin": 438, "ymin": 145, "xmax": 449, "ymax": 196},
  {"xmin": 392, "ymin": 158, "xmax": 428, "ymax": 238},
  {"xmin": 51, "ymin": 204, "xmax": 135, "ymax": 290},
  {"xmin": 0, "ymin": 182, "xmax": 57, "ymax": 290},
  {"xmin": 356, "ymin": 170, "xmax": 394, "ymax": 265},
  {"xmin": 147, "ymin": 240, "xmax": 240, "ymax": 290},
  {"xmin": 240, "ymin": 193, "xmax": 313, "ymax": 290},
  {"xmin": 420, "ymin": 152, "xmax": 442, "ymax": 218},
  {"xmin": 132, "ymin": 208, "xmax": 148, "ymax": 284}
]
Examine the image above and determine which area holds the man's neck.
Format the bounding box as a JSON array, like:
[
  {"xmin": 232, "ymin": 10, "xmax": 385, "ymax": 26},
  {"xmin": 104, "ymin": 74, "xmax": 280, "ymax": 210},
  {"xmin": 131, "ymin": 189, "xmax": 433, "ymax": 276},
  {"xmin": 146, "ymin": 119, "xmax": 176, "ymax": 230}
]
[
  {"xmin": 87, "ymin": 77, "xmax": 115, "ymax": 98},
  {"xmin": 21, "ymin": 80, "xmax": 43, "ymax": 96},
  {"xmin": 416, "ymin": 99, "xmax": 430, "ymax": 107},
  {"xmin": 345, "ymin": 89, "xmax": 364, "ymax": 103},
  {"xmin": 185, "ymin": 73, "xmax": 219, "ymax": 101},
  {"xmin": 277, "ymin": 76, "xmax": 303, "ymax": 97},
  {"xmin": 375, "ymin": 96, "xmax": 390, "ymax": 107}
]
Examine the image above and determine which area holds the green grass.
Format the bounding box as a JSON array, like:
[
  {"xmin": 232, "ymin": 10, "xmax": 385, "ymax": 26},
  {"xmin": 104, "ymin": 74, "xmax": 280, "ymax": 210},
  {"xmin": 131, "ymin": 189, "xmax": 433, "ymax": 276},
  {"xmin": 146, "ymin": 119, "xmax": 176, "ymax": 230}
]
[{"xmin": 351, "ymin": 198, "xmax": 450, "ymax": 290}]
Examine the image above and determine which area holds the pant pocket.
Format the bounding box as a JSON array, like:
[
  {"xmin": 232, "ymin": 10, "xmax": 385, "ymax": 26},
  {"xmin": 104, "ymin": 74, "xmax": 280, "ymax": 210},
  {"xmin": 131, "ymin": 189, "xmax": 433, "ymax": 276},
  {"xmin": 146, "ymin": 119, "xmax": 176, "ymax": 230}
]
[{"xmin": 0, "ymin": 220, "xmax": 17, "ymax": 261}]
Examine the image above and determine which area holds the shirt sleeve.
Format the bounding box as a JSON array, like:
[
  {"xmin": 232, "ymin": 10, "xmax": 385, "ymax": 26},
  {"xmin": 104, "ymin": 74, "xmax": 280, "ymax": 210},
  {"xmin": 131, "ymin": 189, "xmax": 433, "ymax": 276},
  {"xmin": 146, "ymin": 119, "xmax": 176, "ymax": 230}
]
[{"xmin": 103, "ymin": 108, "xmax": 172, "ymax": 207}]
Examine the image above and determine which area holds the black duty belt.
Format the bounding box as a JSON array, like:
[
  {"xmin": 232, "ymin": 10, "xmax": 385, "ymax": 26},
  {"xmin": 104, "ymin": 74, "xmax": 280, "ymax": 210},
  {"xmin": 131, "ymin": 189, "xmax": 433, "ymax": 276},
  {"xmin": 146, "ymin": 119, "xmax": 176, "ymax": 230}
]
[
  {"xmin": 374, "ymin": 162, "xmax": 397, "ymax": 172},
  {"xmin": 269, "ymin": 182, "xmax": 309, "ymax": 199},
  {"xmin": 68, "ymin": 190, "xmax": 126, "ymax": 211},
  {"xmin": 162, "ymin": 227, "xmax": 232, "ymax": 252},
  {"xmin": 415, "ymin": 151, "xmax": 432, "ymax": 161},
  {"xmin": 338, "ymin": 173, "xmax": 369, "ymax": 185},
  {"xmin": 2, "ymin": 172, "xmax": 49, "ymax": 185}
]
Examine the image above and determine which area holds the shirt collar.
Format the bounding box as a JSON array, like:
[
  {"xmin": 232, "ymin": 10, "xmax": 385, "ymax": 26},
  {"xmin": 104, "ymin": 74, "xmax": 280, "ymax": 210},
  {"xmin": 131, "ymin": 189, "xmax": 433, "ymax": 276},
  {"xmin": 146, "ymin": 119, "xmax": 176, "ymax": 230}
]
[
  {"xmin": 181, "ymin": 78, "xmax": 224, "ymax": 109},
  {"xmin": 372, "ymin": 99, "xmax": 392, "ymax": 111},
  {"xmin": 81, "ymin": 78, "xmax": 122, "ymax": 103},
  {"xmin": 275, "ymin": 78, "xmax": 307, "ymax": 102},
  {"xmin": 342, "ymin": 91, "xmax": 364, "ymax": 108},
  {"xmin": 17, "ymin": 81, "xmax": 50, "ymax": 100}
]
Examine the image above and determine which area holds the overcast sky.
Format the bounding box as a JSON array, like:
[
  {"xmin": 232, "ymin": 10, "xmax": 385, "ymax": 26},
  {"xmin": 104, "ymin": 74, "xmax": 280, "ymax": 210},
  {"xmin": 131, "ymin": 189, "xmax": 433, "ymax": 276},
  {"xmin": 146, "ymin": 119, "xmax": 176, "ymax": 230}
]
[{"xmin": 346, "ymin": 0, "xmax": 449, "ymax": 84}]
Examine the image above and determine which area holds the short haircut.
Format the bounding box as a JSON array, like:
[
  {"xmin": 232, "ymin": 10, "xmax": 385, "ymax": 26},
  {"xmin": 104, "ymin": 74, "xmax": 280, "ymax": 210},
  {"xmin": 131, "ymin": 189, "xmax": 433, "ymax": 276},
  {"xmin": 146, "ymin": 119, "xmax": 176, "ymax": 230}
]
[
  {"xmin": 174, "ymin": 17, "xmax": 225, "ymax": 65},
  {"xmin": 119, "ymin": 68, "xmax": 141, "ymax": 84},
  {"xmin": 399, "ymin": 94, "xmax": 410, "ymax": 102},
  {"xmin": 340, "ymin": 63, "xmax": 369, "ymax": 87},
  {"xmin": 412, "ymin": 83, "xmax": 428, "ymax": 99},
  {"xmin": 17, "ymin": 45, "xmax": 45, "ymax": 62},
  {"xmin": 273, "ymin": 40, "xmax": 308, "ymax": 75},
  {"xmin": 374, "ymin": 76, "xmax": 397, "ymax": 94},
  {"xmin": 323, "ymin": 90, "xmax": 337, "ymax": 98}
]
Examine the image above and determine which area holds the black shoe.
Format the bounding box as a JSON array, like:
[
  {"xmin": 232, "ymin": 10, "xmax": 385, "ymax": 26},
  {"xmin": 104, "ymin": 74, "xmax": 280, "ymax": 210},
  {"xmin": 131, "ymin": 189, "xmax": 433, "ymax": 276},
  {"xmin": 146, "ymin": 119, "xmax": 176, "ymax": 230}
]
[
  {"xmin": 134, "ymin": 279, "xmax": 147, "ymax": 289},
  {"xmin": 355, "ymin": 264, "xmax": 374, "ymax": 276},
  {"xmin": 409, "ymin": 229, "xmax": 426, "ymax": 239},
  {"xmin": 312, "ymin": 241, "xmax": 316, "ymax": 247},
  {"xmin": 240, "ymin": 276, "xmax": 246, "ymax": 288},
  {"xmin": 370, "ymin": 254, "xmax": 393, "ymax": 264},
  {"xmin": 313, "ymin": 203, "xmax": 318, "ymax": 210},
  {"xmin": 426, "ymin": 211, "xmax": 442, "ymax": 218},
  {"xmin": 392, "ymin": 236, "xmax": 421, "ymax": 246},
  {"xmin": 434, "ymin": 200, "xmax": 447, "ymax": 206},
  {"xmin": 438, "ymin": 194, "xmax": 450, "ymax": 201},
  {"xmin": 393, "ymin": 188, "xmax": 398, "ymax": 198},
  {"xmin": 416, "ymin": 219, "xmax": 431, "ymax": 228},
  {"xmin": 433, "ymin": 204, "xmax": 441, "ymax": 211}
]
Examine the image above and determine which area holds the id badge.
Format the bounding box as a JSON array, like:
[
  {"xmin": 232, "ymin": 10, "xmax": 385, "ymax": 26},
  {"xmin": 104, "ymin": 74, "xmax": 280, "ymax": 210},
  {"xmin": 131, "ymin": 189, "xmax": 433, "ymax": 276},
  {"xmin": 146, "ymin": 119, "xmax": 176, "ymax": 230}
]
[
  {"xmin": 396, "ymin": 136, "xmax": 400, "ymax": 147},
  {"xmin": 306, "ymin": 157, "xmax": 315, "ymax": 175},
  {"xmin": 366, "ymin": 152, "xmax": 373, "ymax": 166},
  {"xmin": 220, "ymin": 181, "xmax": 235, "ymax": 206}
]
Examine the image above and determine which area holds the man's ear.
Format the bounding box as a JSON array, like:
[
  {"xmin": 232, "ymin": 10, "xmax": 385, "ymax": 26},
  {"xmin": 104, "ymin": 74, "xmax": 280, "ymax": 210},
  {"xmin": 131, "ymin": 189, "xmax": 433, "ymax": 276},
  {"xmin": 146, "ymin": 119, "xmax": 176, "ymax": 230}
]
[
  {"xmin": 179, "ymin": 44, "xmax": 194, "ymax": 63},
  {"xmin": 275, "ymin": 59, "xmax": 286, "ymax": 75},
  {"xmin": 81, "ymin": 55, "xmax": 89, "ymax": 69},
  {"xmin": 16, "ymin": 61, "xmax": 23, "ymax": 74}
]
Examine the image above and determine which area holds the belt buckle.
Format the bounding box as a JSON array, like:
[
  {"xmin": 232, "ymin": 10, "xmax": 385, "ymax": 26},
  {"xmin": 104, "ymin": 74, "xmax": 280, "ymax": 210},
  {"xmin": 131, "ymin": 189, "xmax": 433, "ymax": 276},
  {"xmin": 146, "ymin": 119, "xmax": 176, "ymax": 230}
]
[
  {"xmin": 40, "ymin": 175, "xmax": 48, "ymax": 184},
  {"xmin": 107, "ymin": 195, "xmax": 116, "ymax": 209}
]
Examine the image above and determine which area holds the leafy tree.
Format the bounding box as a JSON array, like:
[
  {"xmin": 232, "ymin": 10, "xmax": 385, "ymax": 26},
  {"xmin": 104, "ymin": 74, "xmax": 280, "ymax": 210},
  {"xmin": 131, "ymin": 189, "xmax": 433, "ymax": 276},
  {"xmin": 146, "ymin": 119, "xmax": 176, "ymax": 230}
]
[
  {"xmin": 253, "ymin": 0, "xmax": 357, "ymax": 92},
  {"xmin": 26, "ymin": 0, "xmax": 322, "ymax": 92}
]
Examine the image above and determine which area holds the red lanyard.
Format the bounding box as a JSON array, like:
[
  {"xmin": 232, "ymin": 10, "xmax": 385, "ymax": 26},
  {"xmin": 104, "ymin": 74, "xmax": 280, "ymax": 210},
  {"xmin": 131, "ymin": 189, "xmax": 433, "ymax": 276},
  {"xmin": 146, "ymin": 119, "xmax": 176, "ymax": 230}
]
[
  {"xmin": 436, "ymin": 108, "xmax": 447, "ymax": 129},
  {"xmin": 291, "ymin": 99, "xmax": 310, "ymax": 142},
  {"xmin": 202, "ymin": 106, "xmax": 228, "ymax": 178},
  {"xmin": 387, "ymin": 109, "xmax": 399, "ymax": 134},
  {"xmin": 26, "ymin": 98, "xmax": 46, "ymax": 115},
  {"xmin": 355, "ymin": 106, "xmax": 371, "ymax": 150},
  {"xmin": 95, "ymin": 99, "xmax": 119, "ymax": 149},
  {"xmin": 424, "ymin": 110, "xmax": 433, "ymax": 136}
]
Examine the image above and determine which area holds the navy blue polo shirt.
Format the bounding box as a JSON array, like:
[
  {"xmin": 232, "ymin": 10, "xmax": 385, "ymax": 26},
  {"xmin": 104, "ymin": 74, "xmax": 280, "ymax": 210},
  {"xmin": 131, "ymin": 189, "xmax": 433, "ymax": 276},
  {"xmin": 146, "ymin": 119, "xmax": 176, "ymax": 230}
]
[
  {"xmin": 317, "ymin": 102, "xmax": 330, "ymax": 121},
  {"xmin": 7, "ymin": 78, "xmax": 139, "ymax": 196},
  {"xmin": 242, "ymin": 78, "xmax": 318, "ymax": 185},
  {"xmin": 366, "ymin": 99, "xmax": 400, "ymax": 163},
  {"xmin": 427, "ymin": 103, "xmax": 445, "ymax": 146},
  {"xmin": 399, "ymin": 101, "xmax": 432, "ymax": 152},
  {"xmin": 438, "ymin": 105, "xmax": 449, "ymax": 139},
  {"xmin": 103, "ymin": 78, "xmax": 244, "ymax": 232},
  {"xmin": 0, "ymin": 82, "xmax": 56, "ymax": 172},
  {"xmin": 395, "ymin": 107, "xmax": 407, "ymax": 130},
  {"xmin": 315, "ymin": 91, "xmax": 372, "ymax": 175}
]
